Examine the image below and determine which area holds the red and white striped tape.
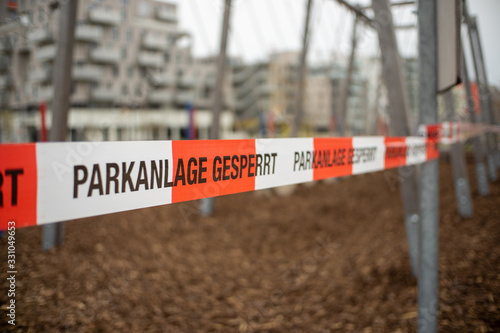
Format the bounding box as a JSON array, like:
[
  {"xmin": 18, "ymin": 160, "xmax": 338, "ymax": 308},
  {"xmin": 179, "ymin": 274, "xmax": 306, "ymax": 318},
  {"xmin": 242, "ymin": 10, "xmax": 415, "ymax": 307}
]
[
  {"xmin": 419, "ymin": 122, "xmax": 499, "ymax": 144},
  {"xmin": 0, "ymin": 136, "xmax": 439, "ymax": 229}
]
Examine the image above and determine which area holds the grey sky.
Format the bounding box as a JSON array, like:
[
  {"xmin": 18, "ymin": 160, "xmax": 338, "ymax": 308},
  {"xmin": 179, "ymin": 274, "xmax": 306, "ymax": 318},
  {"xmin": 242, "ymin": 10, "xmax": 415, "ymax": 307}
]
[{"xmin": 167, "ymin": 0, "xmax": 500, "ymax": 87}]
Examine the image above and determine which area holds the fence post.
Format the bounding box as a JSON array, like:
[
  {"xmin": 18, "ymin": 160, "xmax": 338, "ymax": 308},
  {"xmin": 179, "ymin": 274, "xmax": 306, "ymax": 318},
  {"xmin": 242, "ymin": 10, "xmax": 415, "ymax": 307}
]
[
  {"xmin": 372, "ymin": 0, "xmax": 420, "ymax": 277},
  {"xmin": 461, "ymin": 47, "xmax": 489, "ymax": 195},
  {"xmin": 442, "ymin": 91, "xmax": 473, "ymax": 217},
  {"xmin": 42, "ymin": 0, "xmax": 78, "ymax": 251},
  {"xmin": 417, "ymin": 0, "xmax": 439, "ymax": 332}
]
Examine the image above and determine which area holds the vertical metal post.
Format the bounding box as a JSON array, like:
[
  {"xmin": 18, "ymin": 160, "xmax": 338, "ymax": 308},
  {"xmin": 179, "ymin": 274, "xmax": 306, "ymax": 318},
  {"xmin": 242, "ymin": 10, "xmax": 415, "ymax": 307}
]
[
  {"xmin": 210, "ymin": 0, "xmax": 232, "ymax": 141},
  {"xmin": 365, "ymin": 72, "xmax": 382, "ymax": 135},
  {"xmin": 417, "ymin": 0, "xmax": 439, "ymax": 332},
  {"xmin": 443, "ymin": 91, "xmax": 473, "ymax": 217},
  {"xmin": 200, "ymin": 0, "xmax": 232, "ymax": 216},
  {"xmin": 338, "ymin": 14, "xmax": 358, "ymax": 137},
  {"xmin": 291, "ymin": 0, "xmax": 313, "ymax": 138},
  {"xmin": 470, "ymin": 16, "xmax": 500, "ymax": 169},
  {"xmin": 372, "ymin": 0, "xmax": 420, "ymax": 277},
  {"xmin": 461, "ymin": 49, "xmax": 489, "ymax": 195},
  {"xmin": 42, "ymin": 0, "xmax": 78, "ymax": 251},
  {"xmin": 465, "ymin": 12, "xmax": 498, "ymax": 181}
]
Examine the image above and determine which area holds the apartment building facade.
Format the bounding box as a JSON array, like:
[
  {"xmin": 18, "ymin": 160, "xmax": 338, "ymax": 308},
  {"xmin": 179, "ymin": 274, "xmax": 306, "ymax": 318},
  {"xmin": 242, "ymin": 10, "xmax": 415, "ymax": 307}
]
[
  {"xmin": 0, "ymin": 0, "xmax": 235, "ymax": 110},
  {"xmin": 0, "ymin": 0, "xmax": 237, "ymax": 142}
]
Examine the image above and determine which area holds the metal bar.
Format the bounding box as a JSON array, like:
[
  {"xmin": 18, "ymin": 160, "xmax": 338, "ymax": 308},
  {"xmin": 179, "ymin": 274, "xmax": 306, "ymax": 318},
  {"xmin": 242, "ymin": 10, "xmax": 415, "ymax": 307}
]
[
  {"xmin": 465, "ymin": 10, "xmax": 498, "ymax": 181},
  {"xmin": 391, "ymin": 1, "xmax": 416, "ymax": 6},
  {"xmin": 210, "ymin": 0, "xmax": 231, "ymax": 140},
  {"xmin": 339, "ymin": 14, "xmax": 358, "ymax": 136},
  {"xmin": 372, "ymin": 0, "xmax": 420, "ymax": 277},
  {"xmin": 42, "ymin": 0, "xmax": 78, "ymax": 252},
  {"xmin": 334, "ymin": 0, "xmax": 374, "ymax": 27},
  {"xmin": 291, "ymin": 0, "xmax": 313, "ymax": 138},
  {"xmin": 470, "ymin": 15, "xmax": 500, "ymax": 169},
  {"xmin": 201, "ymin": 0, "xmax": 232, "ymax": 216},
  {"xmin": 443, "ymin": 91, "xmax": 474, "ymax": 217},
  {"xmin": 417, "ymin": 0, "xmax": 439, "ymax": 332},
  {"xmin": 461, "ymin": 45, "xmax": 489, "ymax": 196},
  {"xmin": 395, "ymin": 24, "xmax": 417, "ymax": 30}
]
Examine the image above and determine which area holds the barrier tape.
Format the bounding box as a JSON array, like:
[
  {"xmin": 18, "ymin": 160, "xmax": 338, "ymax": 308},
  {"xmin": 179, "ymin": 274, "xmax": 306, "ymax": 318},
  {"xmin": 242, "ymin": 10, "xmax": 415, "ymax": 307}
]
[
  {"xmin": 0, "ymin": 136, "xmax": 439, "ymax": 229},
  {"xmin": 419, "ymin": 121, "xmax": 500, "ymax": 144}
]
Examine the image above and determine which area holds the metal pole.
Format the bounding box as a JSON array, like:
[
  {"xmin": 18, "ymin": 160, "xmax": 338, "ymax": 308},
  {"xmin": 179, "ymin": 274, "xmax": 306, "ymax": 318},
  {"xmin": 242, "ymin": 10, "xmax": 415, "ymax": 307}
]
[
  {"xmin": 465, "ymin": 11, "xmax": 498, "ymax": 181},
  {"xmin": 209, "ymin": 0, "xmax": 231, "ymax": 141},
  {"xmin": 461, "ymin": 48, "xmax": 489, "ymax": 196},
  {"xmin": 365, "ymin": 72, "xmax": 382, "ymax": 135},
  {"xmin": 417, "ymin": 0, "xmax": 439, "ymax": 332},
  {"xmin": 339, "ymin": 14, "xmax": 358, "ymax": 137},
  {"xmin": 372, "ymin": 0, "xmax": 420, "ymax": 277},
  {"xmin": 470, "ymin": 15, "xmax": 500, "ymax": 169},
  {"xmin": 291, "ymin": 0, "xmax": 313, "ymax": 138},
  {"xmin": 200, "ymin": 0, "xmax": 232, "ymax": 216},
  {"xmin": 442, "ymin": 91, "xmax": 473, "ymax": 217},
  {"xmin": 42, "ymin": 0, "xmax": 78, "ymax": 251}
]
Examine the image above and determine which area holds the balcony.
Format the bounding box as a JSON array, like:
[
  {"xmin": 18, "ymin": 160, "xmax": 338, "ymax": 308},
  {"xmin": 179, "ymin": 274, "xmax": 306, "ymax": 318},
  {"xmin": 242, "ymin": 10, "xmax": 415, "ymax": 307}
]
[
  {"xmin": 150, "ymin": 72, "xmax": 175, "ymax": 86},
  {"xmin": 0, "ymin": 75, "xmax": 12, "ymax": 88},
  {"xmin": 28, "ymin": 27, "xmax": 53, "ymax": 44},
  {"xmin": 157, "ymin": 9, "xmax": 177, "ymax": 23},
  {"xmin": 176, "ymin": 91, "xmax": 195, "ymax": 105},
  {"xmin": 88, "ymin": 8, "xmax": 121, "ymax": 25},
  {"xmin": 39, "ymin": 86, "xmax": 54, "ymax": 102},
  {"xmin": 91, "ymin": 87, "xmax": 117, "ymax": 102},
  {"xmin": 142, "ymin": 35, "xmax": 168, "ymax": 51},
  {"xmin": 75, "ymin": 25, "xmax": 103, "ymax": 42},
  {"xmin": 73, "ymin": 65, "xmax": 102, "ymax": 81},
  {"xmin": 90, "ymin": 47, "xmax": 121, "ymax": 63},
  {"xmin": 148, "ymin": 90, "xmax": 173, "ymax": 105},
  {"xmin": 29, "ymin": 68, "xmax": 51, "ymax": 83},
  {"xmin": 36, "ymin": 45, "xmax": 57, "ymax": 62},
  {"xmin": 137, "ymin": 52, "xmax": 163, "ymax": 67}
]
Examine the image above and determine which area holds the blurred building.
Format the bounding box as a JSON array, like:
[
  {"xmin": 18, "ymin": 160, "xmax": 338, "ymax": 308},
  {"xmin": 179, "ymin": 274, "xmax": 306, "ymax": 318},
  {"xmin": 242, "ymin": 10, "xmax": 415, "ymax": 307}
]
[
  {"xmin": 0, "ymin": 0, "xmax": 236, "ymax": 142},
  {"xmin": 231, "ymin": 51, "xmax": 299, "ymax": 136}
]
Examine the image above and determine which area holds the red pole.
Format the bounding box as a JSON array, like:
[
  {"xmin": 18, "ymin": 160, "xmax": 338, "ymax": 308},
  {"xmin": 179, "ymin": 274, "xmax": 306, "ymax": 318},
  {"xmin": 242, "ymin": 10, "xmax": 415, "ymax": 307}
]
[{"xmin": 40, "ymin": 102, "xmax": 47, "ymax": 142}]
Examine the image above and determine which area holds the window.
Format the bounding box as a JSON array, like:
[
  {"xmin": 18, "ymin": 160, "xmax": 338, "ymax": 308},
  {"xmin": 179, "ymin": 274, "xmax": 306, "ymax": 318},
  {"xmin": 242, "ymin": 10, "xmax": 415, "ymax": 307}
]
[
  {"xmin": 127, "ymin": 66, "xmax": 133, "ymax": 78},
  {"xmin": 122, "ymin": 84, "xmax": 128, "ymax": 95},
  {"xmin": 113, "ymin": 65, "xmax": 119, "ymax": 77},
  {"xmin": 163, "ymin": 51, "xmax": 170, "ymax": 63},
  {"xmin": 126, "ymin": 29, "xmax": 133, "ymax": 42},
  {"xmin": 121, "ymin": 47, "xmax": 127, "ymax": 59}
]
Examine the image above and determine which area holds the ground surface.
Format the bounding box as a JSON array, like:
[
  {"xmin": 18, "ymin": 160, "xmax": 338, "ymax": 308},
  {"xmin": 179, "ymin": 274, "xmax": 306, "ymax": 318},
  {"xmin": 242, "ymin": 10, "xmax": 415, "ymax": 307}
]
[{"xmin": 1, "ymin": 156, "xmax": 499, "ymax": 332}]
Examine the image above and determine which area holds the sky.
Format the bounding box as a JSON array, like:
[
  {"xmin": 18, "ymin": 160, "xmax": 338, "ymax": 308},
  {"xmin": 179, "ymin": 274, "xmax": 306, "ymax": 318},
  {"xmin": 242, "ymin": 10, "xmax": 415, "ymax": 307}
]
[{"xmin": 166, "ymin": 0, "xmax": 500, "ymax": 88}]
